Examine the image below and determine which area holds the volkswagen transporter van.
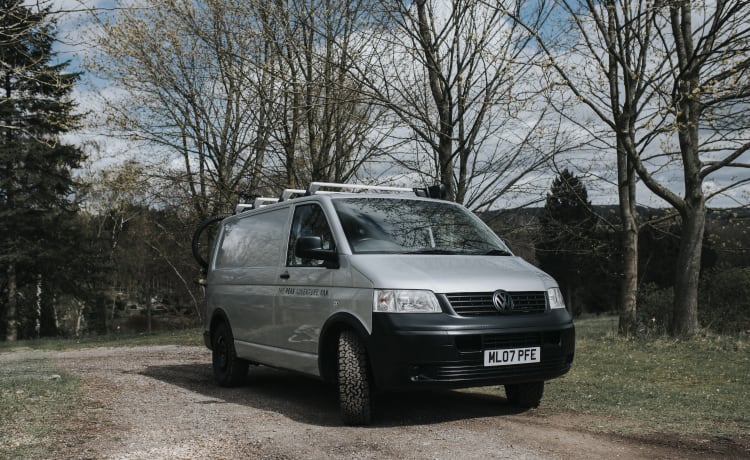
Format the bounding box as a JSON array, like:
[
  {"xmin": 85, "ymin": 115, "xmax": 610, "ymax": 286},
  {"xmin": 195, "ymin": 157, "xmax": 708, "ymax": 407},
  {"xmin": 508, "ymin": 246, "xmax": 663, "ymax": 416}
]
[{"xmin": 198, "ymin": 182, "xmax": 575, "ymax": 425}]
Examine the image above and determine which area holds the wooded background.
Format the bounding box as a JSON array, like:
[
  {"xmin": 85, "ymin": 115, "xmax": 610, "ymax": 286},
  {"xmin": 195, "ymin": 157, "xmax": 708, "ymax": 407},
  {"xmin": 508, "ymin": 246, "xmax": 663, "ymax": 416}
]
[{"xmin": 1, "ymin": 0, "xmax": 748, "ymax": 341}]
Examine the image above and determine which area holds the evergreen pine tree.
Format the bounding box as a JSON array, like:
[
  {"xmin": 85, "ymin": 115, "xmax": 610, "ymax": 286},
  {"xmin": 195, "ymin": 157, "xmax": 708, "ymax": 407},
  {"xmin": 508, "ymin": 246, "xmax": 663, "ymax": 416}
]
[
  {"xmin": 537, "ymin": 169, "xmax": 595, "ymax": 313},
  {"xmin": 1, "ymin": 0, "xmax": 84, "ymax": 340},
  {"xmin": 544, "ymin": 170, "xmax": 592, "ymax": 224}
]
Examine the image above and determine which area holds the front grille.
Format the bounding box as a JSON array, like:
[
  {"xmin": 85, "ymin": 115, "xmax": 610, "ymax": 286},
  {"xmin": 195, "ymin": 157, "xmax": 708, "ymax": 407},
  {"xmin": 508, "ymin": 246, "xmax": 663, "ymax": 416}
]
[
  {"xmin": 445, "ymin": 291, "xmax": 547, "ymax": 316},
  {"xmin": 454, "ymin": 332, "xmax": 561, "ymax": 353},
  {"xmin": 416, "ymin": 355, "xmax": 569, "ymax": 382},
  {"xmin": 409, "ymin": 329, "xmax": 574, "ymax": 384},
  {"xmin": 482, "ymin": 332, "xmax": 541, "ymax": 349}
]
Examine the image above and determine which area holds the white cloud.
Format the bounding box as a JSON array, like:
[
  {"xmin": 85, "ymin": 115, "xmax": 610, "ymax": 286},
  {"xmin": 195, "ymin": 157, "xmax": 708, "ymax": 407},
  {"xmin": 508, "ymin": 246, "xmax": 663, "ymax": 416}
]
[{"xmin": 50, "ymin": 0, "xmax": 750, "ymax": 210}]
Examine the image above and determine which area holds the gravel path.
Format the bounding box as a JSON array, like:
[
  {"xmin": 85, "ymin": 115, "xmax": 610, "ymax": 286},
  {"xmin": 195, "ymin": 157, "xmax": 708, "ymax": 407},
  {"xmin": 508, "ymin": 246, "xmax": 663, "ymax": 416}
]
[{"xmin": 24, "ymin": 345, "xmax": 725, "ymax": 459}]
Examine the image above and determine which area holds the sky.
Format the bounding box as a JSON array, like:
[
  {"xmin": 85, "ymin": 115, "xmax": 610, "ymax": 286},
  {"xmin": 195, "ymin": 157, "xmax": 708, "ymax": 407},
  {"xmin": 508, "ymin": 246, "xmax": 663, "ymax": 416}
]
[{"xmin": 47, "ymin": 0, "xmax": 750, "ymax": 210}]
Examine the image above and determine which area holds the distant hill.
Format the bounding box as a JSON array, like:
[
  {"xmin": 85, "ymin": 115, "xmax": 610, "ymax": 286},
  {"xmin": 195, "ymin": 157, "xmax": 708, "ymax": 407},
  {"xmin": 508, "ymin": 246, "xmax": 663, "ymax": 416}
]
[
  {"xmin": 477, "ymin": 205, "xmax": 750, "ymax": 266},
  {"xmin": 479, "ymin": 205, "xmax": 750, "ymax": 225}
]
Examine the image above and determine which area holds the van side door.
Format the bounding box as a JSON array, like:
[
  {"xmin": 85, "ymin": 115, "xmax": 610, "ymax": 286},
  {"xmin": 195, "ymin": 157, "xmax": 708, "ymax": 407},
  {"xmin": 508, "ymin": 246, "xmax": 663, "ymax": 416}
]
[{"xmin": 274, "ymin": 203, "xmax": 337, "ymax": 356}]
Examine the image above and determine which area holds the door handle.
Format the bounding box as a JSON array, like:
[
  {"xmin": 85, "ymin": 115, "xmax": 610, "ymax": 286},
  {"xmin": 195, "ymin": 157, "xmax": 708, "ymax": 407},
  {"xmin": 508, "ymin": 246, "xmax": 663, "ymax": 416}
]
[{"xmin": 280, "ymin": 272, "xmax": 290, "ymax": 280}]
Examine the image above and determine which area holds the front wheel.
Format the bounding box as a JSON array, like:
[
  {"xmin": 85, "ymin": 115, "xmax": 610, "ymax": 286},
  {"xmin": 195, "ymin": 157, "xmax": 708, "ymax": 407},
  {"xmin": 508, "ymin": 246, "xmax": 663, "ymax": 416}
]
[
  {"xmin": 338, "ymin": 330, "xmax": 372, "ymax": 425},
  {"xmin": 505, "ymin": 381, "xmax": 544, "ymax": 408},
  {"xmin": 212, "ymin": 321, "xmax": 248, "ymax": 387}
]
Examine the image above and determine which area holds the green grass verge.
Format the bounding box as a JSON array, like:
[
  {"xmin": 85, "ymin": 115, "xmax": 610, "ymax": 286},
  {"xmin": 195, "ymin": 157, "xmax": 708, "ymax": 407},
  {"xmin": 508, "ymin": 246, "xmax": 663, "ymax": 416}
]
[
  {"xmin": 0, "ymin": 356, "xmax": 85, "ymax": 459},
  {"xmin": 536, "ymin": 315, "xmax": 749, "ymax": 439},
  {"xmin": 1, "ymin": 320, "xmax": 748, "ymax": 446},
  {"xmin": 0, "ymin": 327, "xmax": 203, "ymax": 352}
]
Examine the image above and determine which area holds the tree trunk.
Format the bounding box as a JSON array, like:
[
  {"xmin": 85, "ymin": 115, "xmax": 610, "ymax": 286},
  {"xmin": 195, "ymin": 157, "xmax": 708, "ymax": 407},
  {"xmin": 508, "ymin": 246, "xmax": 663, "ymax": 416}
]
[
  {"xmin": 35, "ymin": 274, "xmax": 43, "ymax": 338},
  {"xmin": 5, "ymin": 263, "xmax": 18, "ymax": 341},
  {"xmin": 617, "ymin": 141, "xmax": 638, "ymax": 336},
  {"xmin": 415, "ymin": 0, "xmax": 456, "ymax": 202},
  {"xmin": 602, "ymin": 1, "xmax": 639, "ymax": 336},
  {"xmin": 619, "ymin": 208, "xmax": 638, "ymax": 336},
  {"xmin": 146, "ymin": 294, "xmax": 152, "ymax": 334},
  {"xmin": 75, "ymin": 301, "xmax": 84, "ymax": 338},
  {"xmin": 668, "ymin": 0, "xmax": 704, "ymax": 337},
  {"xmin": 439, "ymin": 139, "xmax": 455, "ymax": 201},
  {"xmin": 564, "ymin": 283, "xmax": 575, "ymax": 315},
  {"xmin": 618, "ymin": 224, "xmax": 638, "ymax": 336},
  {"xmin": 670, "ymin": 201, "xmax": 705, "ymax": 336}
]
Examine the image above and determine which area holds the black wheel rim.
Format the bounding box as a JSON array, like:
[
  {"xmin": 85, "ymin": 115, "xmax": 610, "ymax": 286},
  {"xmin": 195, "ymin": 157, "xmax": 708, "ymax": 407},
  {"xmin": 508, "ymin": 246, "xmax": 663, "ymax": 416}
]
[{"xmin": 215, "ymin": 335, "xmax": 228, "ymax": 371}]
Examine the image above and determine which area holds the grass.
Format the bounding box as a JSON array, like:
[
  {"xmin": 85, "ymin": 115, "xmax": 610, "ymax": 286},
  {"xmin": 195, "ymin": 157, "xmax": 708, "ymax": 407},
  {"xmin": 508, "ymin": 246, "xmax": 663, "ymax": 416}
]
[
  {"xmin": 1, "ymin": 320, "xmax": 748, "ymax": 454},
  {"xmin": 0, "ymin": 355, "xmax": 85, "ymax": 459},
  {"xmin": 0, "ymin": 327, "xmax": 203, "ymax": 352},
  {"xmin": 0, "ymin": 327, "xmax": 203, "ymax": 459},
  {"xmin": 536, "ymin": 315, "xmax": 750, "ymax": 440}
]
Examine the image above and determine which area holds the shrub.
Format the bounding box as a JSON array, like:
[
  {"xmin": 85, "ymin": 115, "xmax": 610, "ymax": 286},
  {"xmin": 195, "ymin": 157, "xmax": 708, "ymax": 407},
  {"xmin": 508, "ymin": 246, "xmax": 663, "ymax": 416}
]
[
  {"xmin": 636, "ymin": 283, "xmax": 673, "ymax": 336},
  {"xmin": 699, "ymin": 266, "xmax": 750, "ymax": 334}
]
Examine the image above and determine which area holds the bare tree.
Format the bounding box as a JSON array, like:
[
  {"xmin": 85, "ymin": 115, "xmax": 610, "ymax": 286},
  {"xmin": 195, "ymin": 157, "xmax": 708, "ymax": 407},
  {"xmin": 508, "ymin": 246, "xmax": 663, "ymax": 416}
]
[
  {"xmin": 509, "ymin": 0, "xmax": 671, "ymax": 334},
  {"xmin": 89, "ymin": 0, "xmax": 274, "ymax": 217},
  {"xmin": 89, "ymin": 0, "xmax": 393, "ymax": 210},
  {"xmin": 507, "ymin": 0, "xmax": 750, "ymax": 335},
  {"xmin": 354, "ymin": 0, "xmax": 571, "ymax": 207},
  {"xmin": 81, "ymin": 159, "xmax": 151, "ymax": 331},
  {"xmin": 639, "ymin": 0, "xmax": 750, "ymax": 335},
  {"xmin": 255, "ymin": 0, "xmax": 393, "ymax": 189}
]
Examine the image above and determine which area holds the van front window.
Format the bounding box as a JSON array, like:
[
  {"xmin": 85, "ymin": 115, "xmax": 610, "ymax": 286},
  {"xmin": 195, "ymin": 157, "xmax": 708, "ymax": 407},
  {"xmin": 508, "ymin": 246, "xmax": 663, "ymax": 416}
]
[{"xmin": 332, "ymin": 198, "xmax": 511, "ymax": 255}]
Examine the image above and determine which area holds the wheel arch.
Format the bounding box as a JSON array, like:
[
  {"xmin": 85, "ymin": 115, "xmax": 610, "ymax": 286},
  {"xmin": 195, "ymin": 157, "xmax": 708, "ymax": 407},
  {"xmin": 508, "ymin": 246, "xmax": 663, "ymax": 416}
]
[
  {"xmin": 318, "ymin": 312, "xmax": 372, "ymax": 384},
  {"xmin": 207, "ymin": 308, "xmax": 231, "ymax": 349}
]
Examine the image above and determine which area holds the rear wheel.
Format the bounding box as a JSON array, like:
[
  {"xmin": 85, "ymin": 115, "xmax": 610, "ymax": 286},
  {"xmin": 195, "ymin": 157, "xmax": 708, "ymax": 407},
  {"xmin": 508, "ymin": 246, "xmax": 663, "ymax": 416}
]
[
  {"xmin": 505, "ymin": 381, "xmax": 544, "ymax": 408},
  {"xmin": 338, "ymin": 330, "xmax": 372, "ymax": 425},
  {"xmin": 212, "ymin": 321, "xmax": 248, "ymax": 387}
]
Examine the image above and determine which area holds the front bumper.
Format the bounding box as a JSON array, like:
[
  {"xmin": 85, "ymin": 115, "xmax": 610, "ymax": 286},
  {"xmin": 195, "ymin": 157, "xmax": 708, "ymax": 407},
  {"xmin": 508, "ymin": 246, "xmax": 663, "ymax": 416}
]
[{"xmin": 368, "ymin": 309, "xmax": 575, "ymax": 391}]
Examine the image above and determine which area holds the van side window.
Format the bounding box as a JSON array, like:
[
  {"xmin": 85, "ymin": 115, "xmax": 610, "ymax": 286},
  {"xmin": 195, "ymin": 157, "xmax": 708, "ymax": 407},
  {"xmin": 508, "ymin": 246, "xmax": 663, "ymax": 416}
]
[
  {"xmin": 215, "ymin": 208, "xmax": 288, "ymax": 268},
  {"xmin": 287, "ymin": 204, "xmax": 335, "ymax": 267}
]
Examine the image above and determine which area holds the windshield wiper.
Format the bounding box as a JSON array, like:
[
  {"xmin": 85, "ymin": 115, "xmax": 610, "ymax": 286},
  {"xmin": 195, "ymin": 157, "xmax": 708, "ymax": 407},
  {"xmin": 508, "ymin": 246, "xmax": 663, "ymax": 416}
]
[{"xmin": 404, "ymin": 248, "xmax": 461, "ymax": 255}]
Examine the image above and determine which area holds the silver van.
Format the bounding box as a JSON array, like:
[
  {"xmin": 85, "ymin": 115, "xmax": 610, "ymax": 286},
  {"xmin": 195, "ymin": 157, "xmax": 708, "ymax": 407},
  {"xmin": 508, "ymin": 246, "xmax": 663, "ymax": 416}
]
[{"xmin": 199, "ymin": 183, "xmax": 574, "ymax": 425}]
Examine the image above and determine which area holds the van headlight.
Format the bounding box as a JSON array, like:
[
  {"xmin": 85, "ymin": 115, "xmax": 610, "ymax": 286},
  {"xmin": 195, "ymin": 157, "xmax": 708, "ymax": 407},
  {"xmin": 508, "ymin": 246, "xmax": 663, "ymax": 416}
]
[
  {"xmin": 547, "ymin": 287, "xmax": 566, "ymax": 309},
  {"xmin": 374, "ymin": 290, "xmax": 441, "ymax": 313}
]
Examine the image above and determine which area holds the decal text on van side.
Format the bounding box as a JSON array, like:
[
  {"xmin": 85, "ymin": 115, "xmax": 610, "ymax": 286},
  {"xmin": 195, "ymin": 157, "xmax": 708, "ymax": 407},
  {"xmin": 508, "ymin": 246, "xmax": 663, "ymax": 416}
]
[{"xmin": 278, "ymin": 287, "xmax": 330, "ymax": 297}]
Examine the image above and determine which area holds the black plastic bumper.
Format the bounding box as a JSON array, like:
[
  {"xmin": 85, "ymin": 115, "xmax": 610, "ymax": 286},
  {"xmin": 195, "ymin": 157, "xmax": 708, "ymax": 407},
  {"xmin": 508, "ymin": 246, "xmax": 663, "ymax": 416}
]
[{"xmin": 367, "ymin": 309, "xmax": 575, "ymax": 391}]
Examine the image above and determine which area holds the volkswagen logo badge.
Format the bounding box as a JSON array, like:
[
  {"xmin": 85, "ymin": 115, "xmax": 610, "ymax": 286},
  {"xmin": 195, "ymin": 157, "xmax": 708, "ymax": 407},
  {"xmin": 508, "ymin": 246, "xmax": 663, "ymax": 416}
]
[{"xmin": 492, "ymin": 290, "xmax": 513, "ymax": 312}]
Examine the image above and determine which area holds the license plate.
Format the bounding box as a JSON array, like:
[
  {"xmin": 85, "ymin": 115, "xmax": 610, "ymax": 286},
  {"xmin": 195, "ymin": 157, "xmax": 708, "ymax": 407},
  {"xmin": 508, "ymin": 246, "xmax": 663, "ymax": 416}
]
[{"xmin": 483, "ymin": 347, "xmax": 541, "ymax": 367}]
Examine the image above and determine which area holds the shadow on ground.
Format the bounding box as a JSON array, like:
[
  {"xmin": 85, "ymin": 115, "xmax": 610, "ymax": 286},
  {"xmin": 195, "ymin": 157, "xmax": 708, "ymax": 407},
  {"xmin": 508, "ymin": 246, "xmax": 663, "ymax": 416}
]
[{"xmin": 140, "ymin": 362, "xmax": 526, "ymax": 427}]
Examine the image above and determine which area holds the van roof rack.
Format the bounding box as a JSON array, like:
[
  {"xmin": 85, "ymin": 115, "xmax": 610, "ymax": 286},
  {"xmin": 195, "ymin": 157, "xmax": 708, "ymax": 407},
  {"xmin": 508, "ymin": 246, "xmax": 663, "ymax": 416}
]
[
  {"xmin": 308, "ymin": 182, "xmax": 413, "ymax": 195},
  {"xmin": 279, "ymin": 188, "xmax": 307, "ymax": 201},
  {"xmin": 234, "ymin": 197, "xmax": 279, "ymax": 214},
  {"xmin": 275, "ymin": 182, "xmax": 447, "ymax": 202}
]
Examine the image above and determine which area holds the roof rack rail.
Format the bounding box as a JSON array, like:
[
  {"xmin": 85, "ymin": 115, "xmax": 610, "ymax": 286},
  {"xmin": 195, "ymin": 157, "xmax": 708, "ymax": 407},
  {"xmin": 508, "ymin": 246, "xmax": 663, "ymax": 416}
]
[
  {"xmin": 414, "ymin": 184, "xmax": 446, "ymax": 200},
  {"xmin": 272, "ymin": 182, "xmax": 446, "ymax": 202},
  {"xmin": 279, "ymin": 188, "xmax": 307, "ymax": 201},
  {"xmin": 307, "ymin": 182, "xmax": 414, "ymax": 195},
  {"xmin": 234, "ymin": 197, "xmax": 279, "ymax": 214}
]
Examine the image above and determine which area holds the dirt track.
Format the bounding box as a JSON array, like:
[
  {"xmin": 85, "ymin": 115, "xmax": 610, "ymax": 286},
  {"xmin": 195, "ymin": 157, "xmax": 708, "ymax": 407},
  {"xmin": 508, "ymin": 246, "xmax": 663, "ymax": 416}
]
[{"xmin": 14, "ymin": 345, "xmax": 740, "ymax": 459}]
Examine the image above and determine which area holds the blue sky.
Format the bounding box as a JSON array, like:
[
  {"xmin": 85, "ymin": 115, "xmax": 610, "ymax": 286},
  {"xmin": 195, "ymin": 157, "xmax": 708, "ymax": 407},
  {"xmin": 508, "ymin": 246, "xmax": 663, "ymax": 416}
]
[{"xmin": 49, "ymin": 0, "xmax": 750, "ymax": 209}]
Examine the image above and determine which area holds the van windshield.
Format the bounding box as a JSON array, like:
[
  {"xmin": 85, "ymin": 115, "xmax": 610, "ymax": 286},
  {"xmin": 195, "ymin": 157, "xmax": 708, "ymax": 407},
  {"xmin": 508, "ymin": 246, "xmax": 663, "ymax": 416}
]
[{"xmin": 332, "ymin": 198, "xmax": 512, "ymax": 255}]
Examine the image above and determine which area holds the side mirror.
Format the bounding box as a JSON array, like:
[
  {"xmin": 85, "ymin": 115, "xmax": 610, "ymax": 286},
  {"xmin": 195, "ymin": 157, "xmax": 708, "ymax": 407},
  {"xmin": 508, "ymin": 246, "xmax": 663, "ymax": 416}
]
[{"xmin": 295, "ymin": 236, "xmax": 339, "ymax": 267}]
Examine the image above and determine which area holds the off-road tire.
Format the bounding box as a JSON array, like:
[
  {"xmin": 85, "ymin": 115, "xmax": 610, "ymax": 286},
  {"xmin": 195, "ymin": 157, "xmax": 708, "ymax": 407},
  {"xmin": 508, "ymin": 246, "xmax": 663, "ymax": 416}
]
[
  {"xmin": 505, "ymin": 381, "xmax": 544, "ymax": 408},
  {"xmin": 212, "ymin": 321, "xmax": 248, "ymax": 387},
  {"xmin": 338, "ymin": 330, "xmax": 372, "ymax": 425}
]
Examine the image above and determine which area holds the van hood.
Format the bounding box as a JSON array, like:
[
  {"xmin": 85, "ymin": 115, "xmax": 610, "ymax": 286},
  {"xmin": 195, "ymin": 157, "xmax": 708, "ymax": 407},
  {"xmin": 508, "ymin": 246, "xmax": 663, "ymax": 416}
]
[{"xmin": 347, "ymin": 254, "xmax": 557, "ymax": 293}]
